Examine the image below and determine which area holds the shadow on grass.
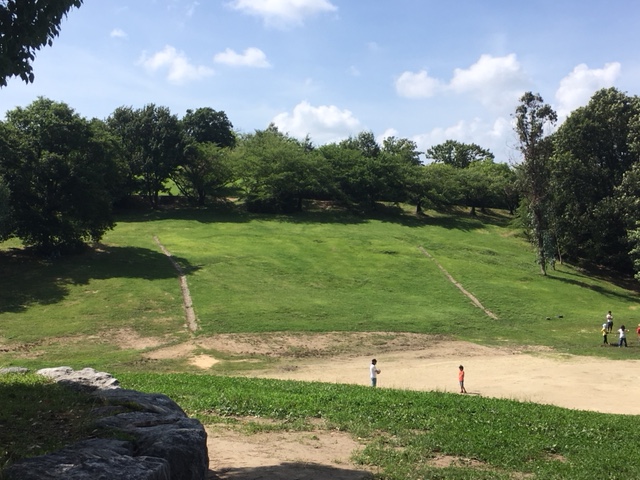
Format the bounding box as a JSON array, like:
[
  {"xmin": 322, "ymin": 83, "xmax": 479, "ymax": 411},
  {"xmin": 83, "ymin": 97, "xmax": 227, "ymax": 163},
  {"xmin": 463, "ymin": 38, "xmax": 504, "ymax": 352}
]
[
  {"xmin": 548, "ymin": 270, "xmax": 640, "ymax": 302},
  {"xmin": 0, "ymin": 245, "xmax": 200, "ymax": 314},
  {"xmin": 208, "ymin": 462, "xmax": 373, "ymax": 480},
  {"xmin": 115, "ymin": 202, "xmax": 512, "ymax": 232},
  {"xmin": 0, "ymin": 377, "xmax": 96, "ymax": 469}
]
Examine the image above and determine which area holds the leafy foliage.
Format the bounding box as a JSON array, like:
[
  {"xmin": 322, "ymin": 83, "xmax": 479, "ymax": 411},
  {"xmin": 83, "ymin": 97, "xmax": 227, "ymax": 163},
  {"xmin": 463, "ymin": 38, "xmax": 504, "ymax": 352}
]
[
  {"xmin": 0, "ymin": 98, "xmax": 117, "ymax": 254},
  {"xmin": 426, "ymin": 140, "xmax": 494, "ymax": 168},
  {"xmin": 551, "ymin": 88, "xmax": 640, "ymax": 272},
  {"xmin": 172, "ymin": 142, "xmax": 233, "ymax": 206},
  {"xmin": 233, "ymin": 125, "xmax": 327, "ymax": 212},
  {"xmin": 107, "ymin": 104, "xmax": 185, "ymax": 209},
  {"xmin": 514, "ymin": 92, "xmax": 557, "ymax": 275},
  {"xmin": 0, "ymin": 0, "xmax": 82, "ymax": 86},
  {"xmin": 182, "ymin": 107, "xmax": 235, "ymax": 148}
]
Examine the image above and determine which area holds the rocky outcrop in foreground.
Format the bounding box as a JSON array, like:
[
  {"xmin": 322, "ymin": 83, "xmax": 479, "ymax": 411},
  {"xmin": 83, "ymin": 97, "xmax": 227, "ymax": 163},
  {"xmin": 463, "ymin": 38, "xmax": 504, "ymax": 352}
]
[{"xmin": 2, "ymin": 367, "xmax": 208, "ymax": 480}]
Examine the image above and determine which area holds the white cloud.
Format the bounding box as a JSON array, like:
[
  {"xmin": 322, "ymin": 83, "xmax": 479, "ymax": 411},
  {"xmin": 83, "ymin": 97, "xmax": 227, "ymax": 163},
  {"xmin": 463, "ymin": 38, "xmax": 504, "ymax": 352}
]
[
  {"xmin": 348, "ymin": 65, "xmax": 360, "ymax": 77},
  {"xmin": 228, "ymin": 0, "xmax": 337, "ymax": 28},
  {"xmin": 396, "ymin": 54, "xmax": 529, "ymax": 110},
  {"xmin": 272, "ymin": 101, "xmax": 361, "ymax": 144},
  {"xmin": 449, "ymin": 54, "xmax": 529, "ymax": 108},
  {"xmin": 395, "ymin": 70, "xmax": 442, "ymax": 98},
  {"xmin": 138, "ymin": 45, "xmax": 214, "ymax": 85},
  {"xmin": 555, "ymin": 62, "xmax": 621, "ymax": 120},
  {"xmin": 186, "ymin": 2, "xmax": 200, "ymax": 17},
  {"xmin": 110, "ymin": 28, "xmax": 127, "ymax": 38},
  {"xmin": 214, "ymin": 47, "xmax": 271, "ymax": 68},
  {"xmin": 413, "ymin": 116, "xmax": 517, "ymax": 164},
  {"xmin": 378, "ymin": 128, "xmax": 399, "ymax": 146}
]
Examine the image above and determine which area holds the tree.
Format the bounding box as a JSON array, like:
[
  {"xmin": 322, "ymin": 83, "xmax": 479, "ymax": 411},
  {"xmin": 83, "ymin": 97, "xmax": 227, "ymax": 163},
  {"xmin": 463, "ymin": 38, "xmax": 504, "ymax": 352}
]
[
  {"xmin": 172, "ymin": 142, "xmax": 233, "ymax": 206},
  {"xmin": 0, "ymin": 0, "xmax": 82, "ymax": 86},
  {"xmin": 339, "ymin": 131, "xmax": 381, "ymax": 159},
  {"xmin": 107, "ymin": 104, "xmax": 185, "ymax": 209},
  {"xmin": 323, "ymin": 134, "xmax": 404, "ymax": 209},
  {"xmin": 426, "ymin": 140, "xmax": 494, "ymax": 168},
  {"xmin": 182, "ymin": 107, "xmax": 236, "ymax": 148},
  {"xmin": 550, "ymin": 88, "xmax": 640, "ymax": 272},
  {"xmin": 514, "ymin": 92, "xmax": 557, "ymax": 275},
  {"xmin": 0, "ymin": 98, "xmax": 117, "ymax": 254},
  {"xmin": 406, "ymin": 163, "xmax": 460, "ymax": 214},
  {"xmin": 382, "ymin": 136, "xmax": 422, "ymax": 166},
  {"xmin": 0, "ymin": 176, "xmax": 11, "ymax": 241},
  {"xmin": 175, "ymin": 107, "xmax": 237, "ymax": 205},
  {"xmin": 457, "ymin": 160, "xmax": 500, "ymax": 216},
  {"xmin": 233, "ymin": 126, "xmax": 326, "ymax": 212}
]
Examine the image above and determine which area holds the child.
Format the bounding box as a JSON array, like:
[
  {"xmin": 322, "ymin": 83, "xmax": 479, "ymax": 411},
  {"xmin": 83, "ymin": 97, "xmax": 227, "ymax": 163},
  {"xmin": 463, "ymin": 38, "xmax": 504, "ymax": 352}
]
[
  {"xmin": 618, "ymin": 325, "xmax": 628, "ymax": 347},
  {"xmin": 458, "ymin": 365, "xmax": 467, "ymax": 394},
  {"xmin": 606, "ymin": 311, "xmax": 614, "ymax": 333},
  {"xmin": 370, "ymin": 359, "xmax": 381, "ymax": 387},
  {"xmin": 601, "ymin": 323, "xmax": 608, "ymax": 345}
]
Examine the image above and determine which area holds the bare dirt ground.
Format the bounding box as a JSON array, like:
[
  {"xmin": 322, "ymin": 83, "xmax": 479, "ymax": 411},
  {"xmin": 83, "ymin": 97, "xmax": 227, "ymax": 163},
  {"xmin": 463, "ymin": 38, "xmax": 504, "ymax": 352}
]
[
  {"xmin": 139, "ymin": 331, "xmax": 640, "ymax": 479},
  {"xmin": 8, "ymin": 330, "xmax": 638, "ymax": 478}
]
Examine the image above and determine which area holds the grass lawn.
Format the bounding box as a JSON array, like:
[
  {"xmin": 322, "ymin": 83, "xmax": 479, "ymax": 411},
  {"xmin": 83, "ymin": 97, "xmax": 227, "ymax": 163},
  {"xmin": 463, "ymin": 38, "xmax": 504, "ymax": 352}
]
[{"xmin": 2, "ymin": 204, "xmax": 640, "ymax": 478}]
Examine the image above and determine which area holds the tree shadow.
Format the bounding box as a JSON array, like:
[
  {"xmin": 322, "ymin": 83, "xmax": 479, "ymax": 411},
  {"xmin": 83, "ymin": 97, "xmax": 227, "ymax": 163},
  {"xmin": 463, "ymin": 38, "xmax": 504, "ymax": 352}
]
[
  {"xmin": 113, "ymin": 202, "xmax": 510, "ymax": 232},
  {"xmin": 0, "ymin": 245, "xmax": 200, "ymax": 314},
  {"xmin": 208, "ymin": 462, "xmax": 373, "ymax": 480},
  {"xmin": 548, "ymin": 270, "xmax": 640, "ymax": 302},
  {"xmin": 559, "ymin": 264, "xmax": 640, "ymax": 293}
]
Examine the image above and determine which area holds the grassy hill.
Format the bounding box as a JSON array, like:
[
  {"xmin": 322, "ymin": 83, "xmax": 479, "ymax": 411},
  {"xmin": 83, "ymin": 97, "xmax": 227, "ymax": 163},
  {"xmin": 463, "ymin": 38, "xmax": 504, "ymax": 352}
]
[
  {"xmin": 2, "ymin": 204, "xmax": 640, "ymax": 479},
  {"xmin": 1, "ymin": 204, "xmax": 638, "ymax": 371}
]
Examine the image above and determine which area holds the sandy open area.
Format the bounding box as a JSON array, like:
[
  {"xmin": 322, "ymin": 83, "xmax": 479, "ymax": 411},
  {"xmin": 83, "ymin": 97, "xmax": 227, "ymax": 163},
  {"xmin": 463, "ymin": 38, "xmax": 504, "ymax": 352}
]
[
  {"xmin": 246, "ymin": 342, "xmax": 640, "ymax": 415},
  {"xmin": 182, "ymin": 332, "xmax": 640, "ymax": 479}
]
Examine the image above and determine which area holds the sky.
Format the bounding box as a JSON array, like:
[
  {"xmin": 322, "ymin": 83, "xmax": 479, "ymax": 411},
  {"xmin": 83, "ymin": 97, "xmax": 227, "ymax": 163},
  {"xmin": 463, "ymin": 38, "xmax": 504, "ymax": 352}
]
[{"xmin": 1, "ymin": 0, "xmax": 639, "ymax": 163}]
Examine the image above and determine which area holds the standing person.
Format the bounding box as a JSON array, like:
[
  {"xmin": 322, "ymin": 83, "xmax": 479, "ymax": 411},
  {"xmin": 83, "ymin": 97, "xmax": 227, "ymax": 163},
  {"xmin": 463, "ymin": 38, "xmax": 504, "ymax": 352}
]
[
  {"xmin": 606, "ymin": 311, "xmax": 614, "ymax": 333},
  {"xmin": 601, "ymin": 323, "xmax": 609, "ymax": 346},
  {"xmin": 370, "ymin": 359, "xmax": 381, "ymax": 387},
  {"xmin": 458, "ymin": 365, "xmax": 467, "ymax": 394},
  {"xmin": 618, "ymin": 325, "xmax": 628, "ymax": 347}
]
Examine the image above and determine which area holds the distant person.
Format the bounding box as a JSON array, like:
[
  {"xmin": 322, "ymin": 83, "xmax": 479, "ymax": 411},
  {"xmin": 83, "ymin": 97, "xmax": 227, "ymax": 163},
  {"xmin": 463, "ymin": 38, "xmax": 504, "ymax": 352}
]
[
  {"xmin": 601, "ymin": 323, "xmax": 609, "ymax": 346},
  {"xmin": 370, "ymin": 359, "xmax": 381, "ymax": 387},
  {"xmin": 458, "ymin": 365, "xmax": 467, "ymax": 394},
  {"xmin": 606, "ymin": 311, "xmax": 614, "ymax": 333},
  {"xmin": 618, "ymin": 325, "xmax": 628, "ymax": 347}
]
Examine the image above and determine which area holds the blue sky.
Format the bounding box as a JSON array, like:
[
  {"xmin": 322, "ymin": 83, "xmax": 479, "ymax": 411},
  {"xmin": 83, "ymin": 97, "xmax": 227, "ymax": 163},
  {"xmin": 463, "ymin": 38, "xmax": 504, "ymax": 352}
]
[{"xmin": 2, "ymin": 0, "xmax": 639, "ymax": 163}]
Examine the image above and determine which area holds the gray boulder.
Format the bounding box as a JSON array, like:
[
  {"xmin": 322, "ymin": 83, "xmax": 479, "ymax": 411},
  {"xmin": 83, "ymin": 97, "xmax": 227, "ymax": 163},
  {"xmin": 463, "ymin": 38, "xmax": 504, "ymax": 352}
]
[{"xmin": 3, "ymin": 367, "xmax": 208, "ymax": 480}]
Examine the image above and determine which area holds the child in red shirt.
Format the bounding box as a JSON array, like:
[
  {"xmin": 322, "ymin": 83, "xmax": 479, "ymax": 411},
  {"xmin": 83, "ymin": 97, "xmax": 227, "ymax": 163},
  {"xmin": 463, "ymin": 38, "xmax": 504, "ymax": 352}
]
[{"xmin": 458, "ymin": 365, "xmax": 467, "ymax": 394}]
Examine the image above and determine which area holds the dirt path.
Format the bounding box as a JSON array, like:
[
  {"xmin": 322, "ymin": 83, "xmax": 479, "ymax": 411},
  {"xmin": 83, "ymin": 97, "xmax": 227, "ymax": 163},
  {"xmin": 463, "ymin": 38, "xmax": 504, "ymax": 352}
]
[
  {"xmin": 153, "ymin": 236, "xmax": 198, "ymax": 332},
  {"xmin": 419, "ymin": 246, "xmax": 498, "ymax": 319},
  {"xmin": 172, "ymin": 333, "xmax": 640, "ymax": 479}
]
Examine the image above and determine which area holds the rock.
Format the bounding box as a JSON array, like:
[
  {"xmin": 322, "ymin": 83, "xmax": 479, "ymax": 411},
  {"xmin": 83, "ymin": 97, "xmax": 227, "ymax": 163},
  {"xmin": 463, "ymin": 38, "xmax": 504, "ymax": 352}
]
[
  {"xmin": 4, "ymin": 439, "xmax": 171, "ymax": 480},
  {"xmin": 4, "ymin": 367, "xmax": 208, "ymax": 480},
  {"xmin": 36, "ymin": 366, "xmax": 120, "ymax": 391},
  {"xmin": 0, "ymin": 367, "xmax": 29, "ymax": 374}
]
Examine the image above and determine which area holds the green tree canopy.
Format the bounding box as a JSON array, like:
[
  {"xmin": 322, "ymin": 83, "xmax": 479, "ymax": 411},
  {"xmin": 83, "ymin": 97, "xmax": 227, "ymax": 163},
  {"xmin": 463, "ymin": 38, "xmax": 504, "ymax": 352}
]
[
  {"xmin": 233, "ymin": 125, "xmax": 327, "ymax": 212},
  {"xmin": 107, "ymin": 104, "xmax": 185, "ymax": 209},
  {"xmin": 551, "ymin": 88, "xmax": 640, "ymax": 272},
  {"xmin": 172, "ymin": 142, "xmax": 233, "ymax": 206},
  {"xmin": 0, "ymin": 97, "xmax": 117, "ymax": 254},
  {"xmin": 182, "ymin": 107, "xmax": 236, "ymax": 148},
  {"xmin": 426, "ymin": 140, "xmax": 494, "ymax": 168},
  {"xmin": 514, "ymin": 92, "xmax": 557, "ymax": 275},
  {"xmin": 0, "ymin": 0, "xmax": 82, "ymax": 86}
]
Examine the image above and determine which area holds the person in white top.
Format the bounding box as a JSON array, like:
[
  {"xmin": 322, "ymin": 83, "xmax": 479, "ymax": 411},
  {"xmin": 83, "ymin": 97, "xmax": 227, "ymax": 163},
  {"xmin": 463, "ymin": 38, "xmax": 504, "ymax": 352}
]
[
  {"xmin": 370, "ymin": 359, "xmax": 381, "ymax": 387},
  {"xmin": 618, "ymin": 325, "xmax": 628, "ymax": 347},
  {"xmin": 606, "ymin": 311, "xmax": 614, "ymax": 333}
]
